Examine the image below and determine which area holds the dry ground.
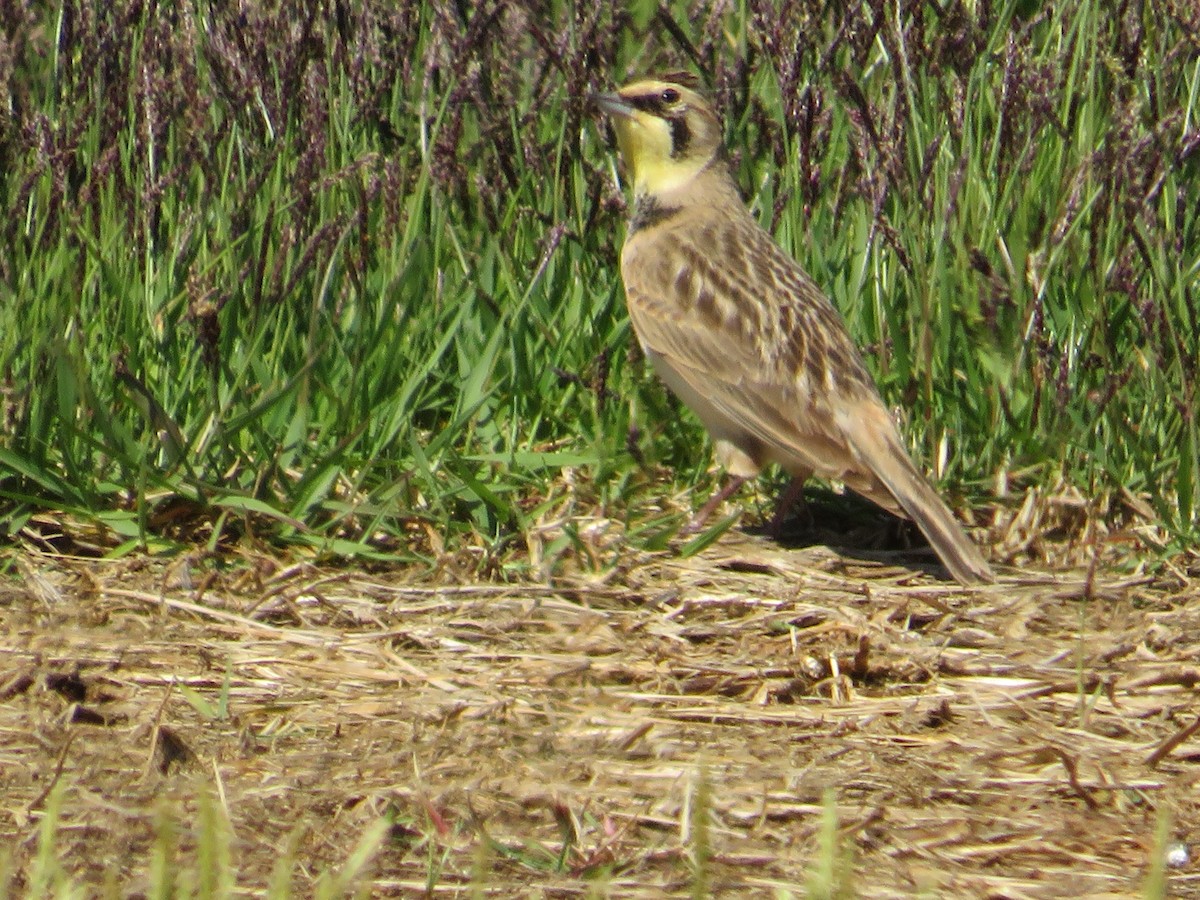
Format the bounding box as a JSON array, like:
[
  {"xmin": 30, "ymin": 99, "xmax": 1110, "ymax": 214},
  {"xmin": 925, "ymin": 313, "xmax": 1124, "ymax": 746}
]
[{"xmin": 3, "ymin": 532, "xmax": 1200, "ymax": 897}]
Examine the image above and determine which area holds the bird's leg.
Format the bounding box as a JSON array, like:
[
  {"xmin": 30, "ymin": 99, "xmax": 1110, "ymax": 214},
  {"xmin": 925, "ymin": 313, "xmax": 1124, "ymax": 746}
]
[
  {"xmin": 680, "ymin": 475, "xmax": 749, "ymax": 535},
  {"xmin": 768, "ymin": 474, "xmax": 811, "ymax": 539}
]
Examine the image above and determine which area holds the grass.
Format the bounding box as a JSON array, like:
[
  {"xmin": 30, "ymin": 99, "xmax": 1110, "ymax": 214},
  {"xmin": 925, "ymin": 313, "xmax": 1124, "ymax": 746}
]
[
  {"xmin": 1, "ymin": 752, "xmax": 732, "ymax": 898},
  {"xmin": 2, "ymin": 768, "xmax": 1177, "ymax": 899},
  {"xmin": 1, "ymin": 793, "xmax": 1173, "ymax": 898},
  {"xmin": 0, "ymin": 779, "xmax": 387, "ymax": 899},
  {"xmin": 1, "ymin": 1, "xmax": 1196, "ymax": 573}
]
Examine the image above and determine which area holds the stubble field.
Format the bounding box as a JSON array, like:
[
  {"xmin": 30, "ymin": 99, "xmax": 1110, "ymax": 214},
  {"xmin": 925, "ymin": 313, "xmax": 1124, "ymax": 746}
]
[{"xmin": 5, "ymin": 524, "xmax": 1200, "ymax": 895}]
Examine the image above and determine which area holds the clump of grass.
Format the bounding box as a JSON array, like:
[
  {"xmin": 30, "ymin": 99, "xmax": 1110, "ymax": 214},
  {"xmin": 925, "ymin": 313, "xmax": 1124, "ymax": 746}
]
[
  {"xmin": 1141, "ymin": 804, "xmax": 1176, "ymax": 900},
  {"xmin": 805, "ymin": 789, "xmax": 855, "ymax": 900},
  {"xmin": 686, "ymin": 766, "xmax": 712, "ymax": 899},
  {"xmin": 0, "ymin": 1, "xmax": 1196, "ymax": 571},
  {"xmin": 26, "ymin": 781, "xmax": 70, "ymax": 898}
]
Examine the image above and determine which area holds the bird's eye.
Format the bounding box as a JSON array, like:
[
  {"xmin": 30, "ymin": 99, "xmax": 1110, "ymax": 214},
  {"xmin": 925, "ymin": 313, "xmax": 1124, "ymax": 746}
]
[{"xmin": 661, "ymin": 88, "xmax": 681, "ymax": 104}]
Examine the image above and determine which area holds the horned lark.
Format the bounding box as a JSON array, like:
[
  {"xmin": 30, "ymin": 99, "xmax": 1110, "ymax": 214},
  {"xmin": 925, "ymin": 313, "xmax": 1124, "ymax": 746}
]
[{"xmin": 592, "ymin": 73, "xmax": 994, "ymax": 585}]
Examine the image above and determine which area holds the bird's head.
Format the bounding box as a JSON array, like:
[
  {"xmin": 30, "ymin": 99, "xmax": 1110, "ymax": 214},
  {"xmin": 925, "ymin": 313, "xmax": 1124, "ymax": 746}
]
[{"xmin": 592, "ymin": 73, "xmax": 723, "ymax": 198}]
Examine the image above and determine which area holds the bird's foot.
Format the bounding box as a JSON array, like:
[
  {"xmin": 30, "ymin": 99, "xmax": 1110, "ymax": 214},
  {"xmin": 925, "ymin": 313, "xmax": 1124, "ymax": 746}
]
[
  {"xmin": 679, "ymin": 475, "xmax": 748, "ymax": 536},
  {"xmin": 767, "ymin": 476, "xmax": 811, "ymax": 539}
]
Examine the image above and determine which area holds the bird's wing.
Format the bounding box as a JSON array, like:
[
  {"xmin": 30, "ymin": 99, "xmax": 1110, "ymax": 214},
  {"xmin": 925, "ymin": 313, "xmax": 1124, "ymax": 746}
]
[{"xmin": 621, "ymin": 215, "xmax": 889, "ymax": 491}]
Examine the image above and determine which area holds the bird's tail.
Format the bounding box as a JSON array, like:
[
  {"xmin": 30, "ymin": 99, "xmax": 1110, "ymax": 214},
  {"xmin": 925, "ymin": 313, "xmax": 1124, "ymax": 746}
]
[
  {"xmin": 844, "ymin": 408, "xmax": 995, "ymax": 585},
  {"xmin": 890, "ymin": 468, "xmax": 995, "ymax": 584}
]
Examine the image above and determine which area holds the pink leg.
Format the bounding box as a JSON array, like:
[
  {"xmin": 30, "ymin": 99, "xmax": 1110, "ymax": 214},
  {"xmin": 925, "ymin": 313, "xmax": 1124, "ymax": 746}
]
[
  {"xmin": 768, "ymin": 475, "xmax": 810, "ymax": 538},
  {"xmin": 680, "ymin": 475, "xmax": 749, "ymax": 535}
]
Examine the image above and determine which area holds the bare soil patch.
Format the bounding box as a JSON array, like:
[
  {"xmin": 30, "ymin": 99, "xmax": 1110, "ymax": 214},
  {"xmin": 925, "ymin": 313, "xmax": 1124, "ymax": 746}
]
[{"xmin": 2, "ymin": 537, "xmax": 1199, "ymax": 896}]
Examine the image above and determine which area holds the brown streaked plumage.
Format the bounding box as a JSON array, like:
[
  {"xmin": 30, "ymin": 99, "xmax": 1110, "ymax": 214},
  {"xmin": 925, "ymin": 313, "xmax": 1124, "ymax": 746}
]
[{"xmin": 592, "ymin": 74, "xmax": 994, "ymax": 585}]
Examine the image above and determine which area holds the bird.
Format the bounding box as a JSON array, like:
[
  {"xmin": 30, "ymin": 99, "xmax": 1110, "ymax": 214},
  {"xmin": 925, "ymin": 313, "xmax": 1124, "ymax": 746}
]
[{"xmin": 591, "ymin": 73, "xmax": 994, "ymax": 585}]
